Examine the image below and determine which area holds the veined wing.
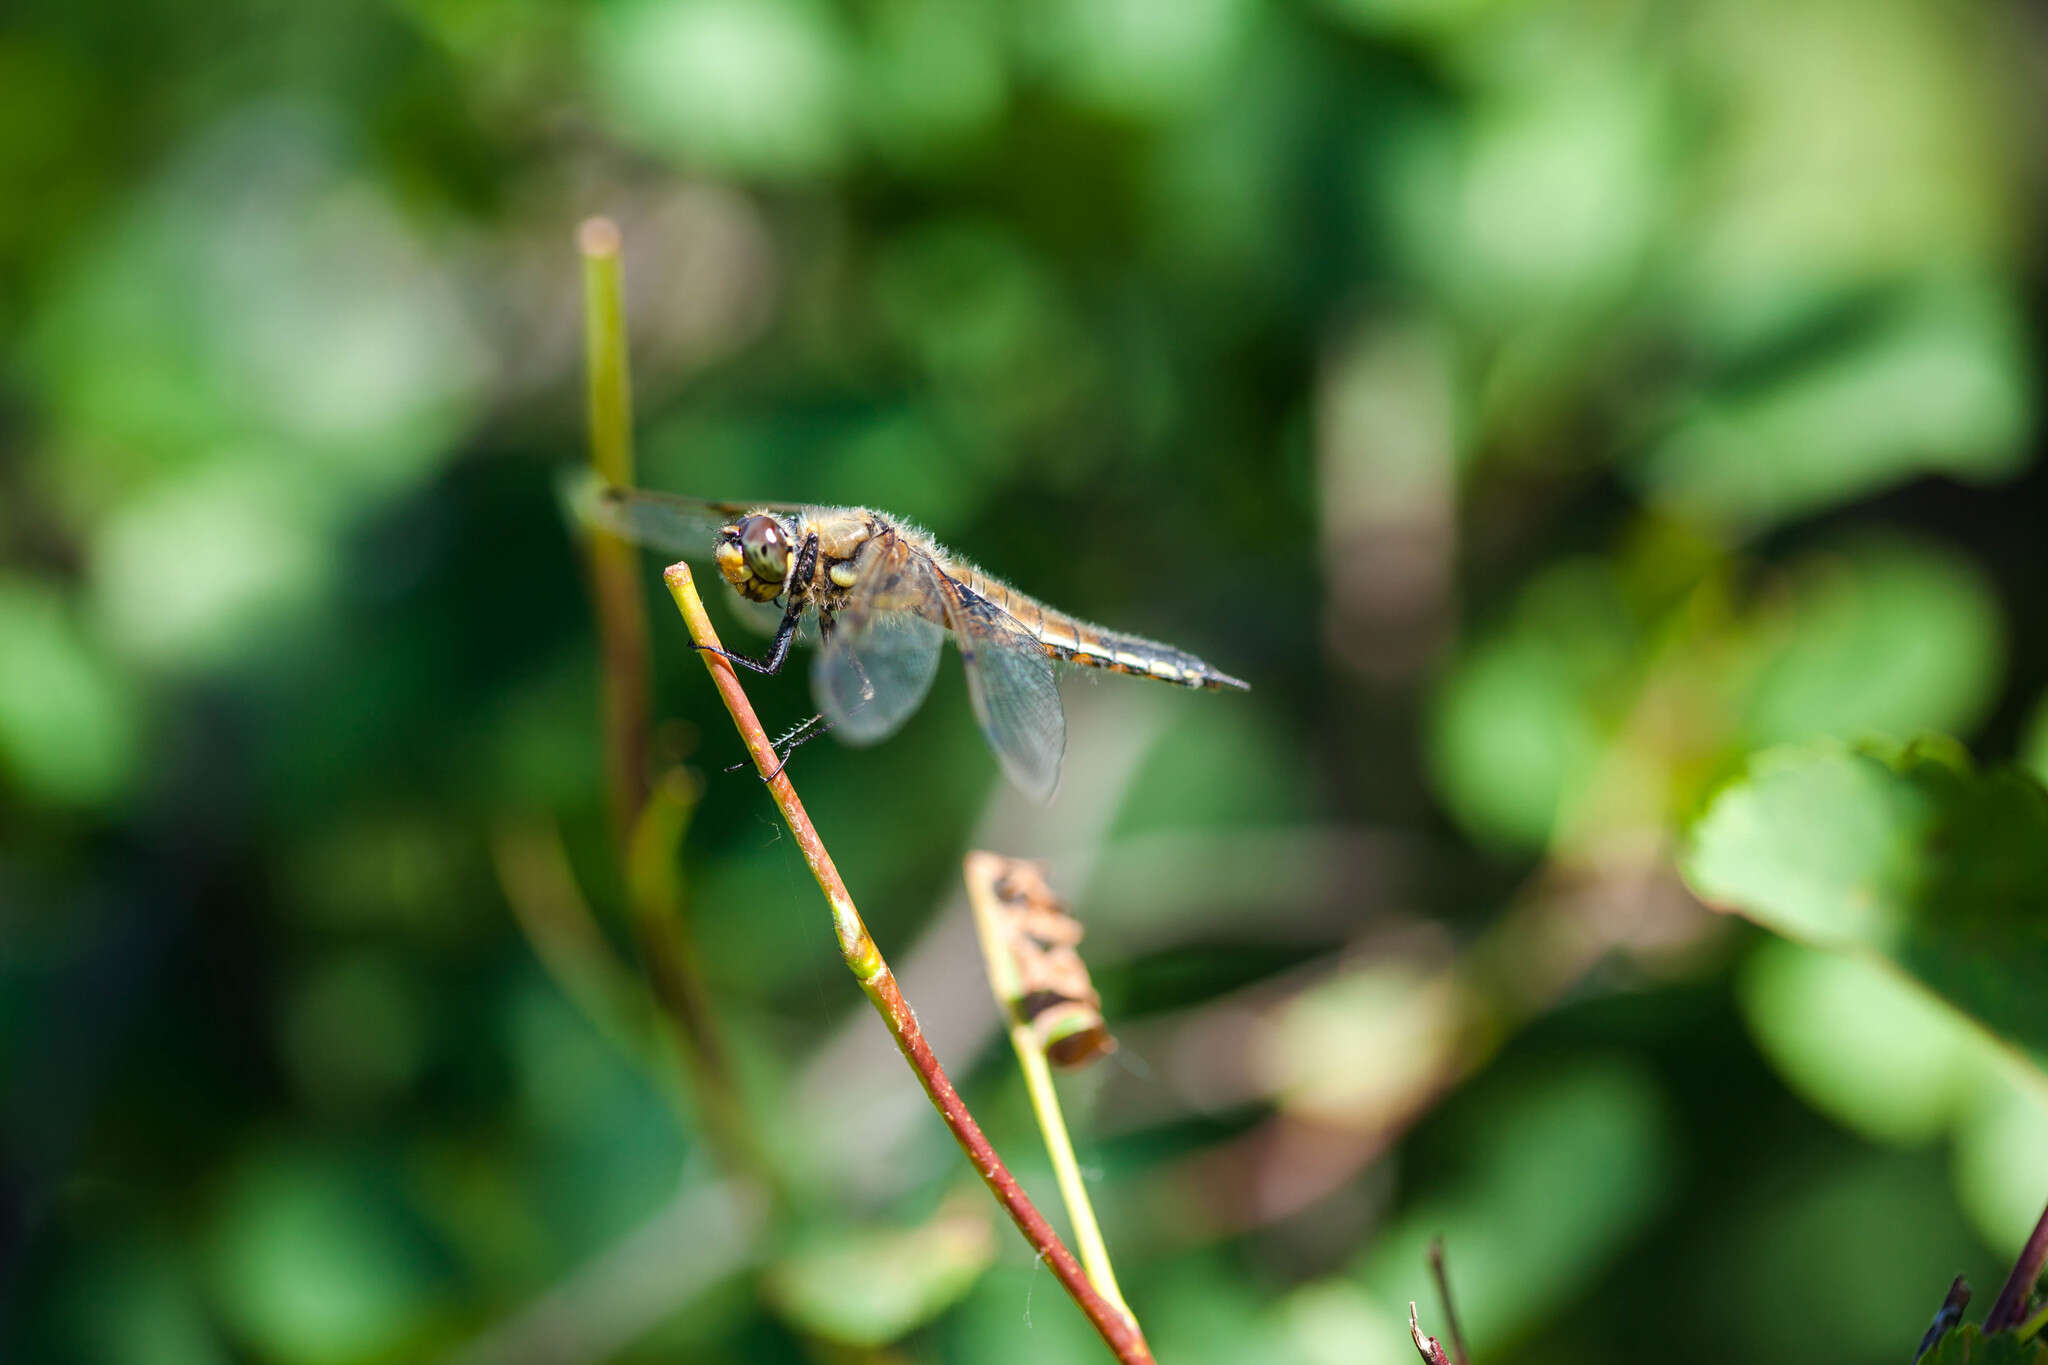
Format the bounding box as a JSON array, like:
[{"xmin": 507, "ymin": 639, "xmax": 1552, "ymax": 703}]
[
  {"xmin": 936, "ymin": 571, "xmax": 1065, "ymax": 803},
  {"xmin": 812, "ymin": 531, "xmax": 947, "ymax": 745},
  {"xmin": 563, "ymin": 472, "xmax": 811, "ymax": 560}
]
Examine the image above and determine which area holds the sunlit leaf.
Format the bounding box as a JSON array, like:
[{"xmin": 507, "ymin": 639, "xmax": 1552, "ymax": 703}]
[
  {"xmin": 1739, "ymin": 938, "xmax": 1989, "ymax": 1144},
  {"xmin": 1686, "ymin": 740, "xmax": 2048, "ymax": 1072}
]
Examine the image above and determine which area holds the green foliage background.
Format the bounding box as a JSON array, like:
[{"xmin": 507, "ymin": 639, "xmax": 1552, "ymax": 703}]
[{"xmin": 4, "ymin": 0, "xmax": 2047, "ymax": 1361}]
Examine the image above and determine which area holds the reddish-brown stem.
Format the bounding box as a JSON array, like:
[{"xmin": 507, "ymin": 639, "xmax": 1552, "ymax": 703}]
[
  {"xmin": 1985, "ymin": 1197, "xmax": 2048, "ymax": 1331},
  {"xmin": 1426, "ymin": 1239, "xmax": 1471, "ymax": 1365},
  {"xmin": 662, "ymin": 562, "xmax": 1155, "ymax": 1365}
]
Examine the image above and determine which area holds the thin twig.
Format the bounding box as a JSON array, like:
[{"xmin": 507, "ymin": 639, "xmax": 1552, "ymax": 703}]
[
  {"xmin": 662, "ymin": 561, "xmax": 1155, "ymax": 1365},
  {"xmin": 1985, "ymin": 1196, "xmax": 2048, "ymax": 1331},
  {"xmin": 1426, "ymin": 1238, "xmax": 1471, "ymax": 1365}
]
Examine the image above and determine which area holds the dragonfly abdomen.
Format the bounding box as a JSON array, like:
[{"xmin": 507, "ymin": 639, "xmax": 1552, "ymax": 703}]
[
  {"xmin": 1046, "ymin": 622, "xmax": 1245, "ymax": 690},
  {"xmin": 956, "ymin": 571, "xmax": 1246, "ymax": 691}
]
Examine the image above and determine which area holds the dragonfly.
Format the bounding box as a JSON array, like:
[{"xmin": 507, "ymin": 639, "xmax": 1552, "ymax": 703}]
[{"xmin": 573, "ymin": 477, "xmax": 1249, "ymax": 800}]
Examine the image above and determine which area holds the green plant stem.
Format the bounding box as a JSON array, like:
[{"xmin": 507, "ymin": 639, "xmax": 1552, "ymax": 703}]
[
  {"xmin": 578, "ymin": 218, "xmax": 761, "ymax": 1190},
  {"xmin": 661, "ymin": 561, "xmax": 1156, "ymax": 1365},
  {"xmin": 579, "ymin": 216, "xmax": 652, "ymax": 845},
  {"xmin": 1016, "ymin": 1025, "xmax": 1130, "ymax": 1312},
  {"xmin": 962, "ymin": 852, "xmax": 1132, "ymax": 1322}
]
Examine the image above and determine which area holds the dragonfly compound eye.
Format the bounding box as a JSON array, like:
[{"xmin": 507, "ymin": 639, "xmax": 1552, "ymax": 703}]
[{"xmin": 737, "ymin": 516, "xmax": 793, "ymax": 583}]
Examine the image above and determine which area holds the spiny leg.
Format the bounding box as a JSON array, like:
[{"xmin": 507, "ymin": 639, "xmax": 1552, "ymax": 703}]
[
  {"xmin": 768, "ymin": 713, "xmax": 835, "ymax": 781},
  {"xmin": 725, "ymin": 712, "xmax": 836, "ymax": 782}
]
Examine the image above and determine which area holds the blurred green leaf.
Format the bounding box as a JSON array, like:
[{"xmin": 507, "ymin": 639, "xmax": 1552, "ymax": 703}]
[
  {"xmin": 1952, "ymin": 1070, "xmax": 2048, "ymax": 1256},
  {"xmin": 279, "ymin": 951, "xmax": 429, "ymax": 1117},
  {"xmin": 1273, "ymin": 1280, "xmax": 1412, "ymax": 1365},
  {"xmin": 1641, "ymin": 278, "xmax": 2032, "ymax": 525},
  {"xmin": 1675, "ymin": 0, "xmax": 2014, "ymax": 349},
  {"xmin": 1429, "ymin": 560, "xmax": 1633, "ymax": 849},
  {"xmin": 592, "ymin": 0, "xmax": 851, "ymax": 177},
  {"xmin": 762, "ymin": 1195, "xmax": 995, "ymax": 1346},
  {"xmin": 1686, "ymin": 740, "xmax": 2048, "ymax": 1072},
  {"xmin": 1739, "ymin": 938, "xmax": 1989, "ymax": 1145},
  {"xmin": 1391, "ymin": 72, "xmax": 1669, "ymax": 328},
  {"xmin": 1029, "ymin": 0, "xmax": 1256, "ymax": 121},
  {"xmin": 1354, "ymin": 1058, "xmax": 1674, "ymax": 1350},
  {"xmin": 87, "ymin": 456, "xmax": 333, "ymax": 674},
  {"xmin": 56, "ymin": 1230, "xmax": 231, "ymax": 1365},
  {"xmin": 856, "ymin": 0, "xmax": 1006, "ymax": 164},
  {"xmin": 0, "ymin": 575, "xmax": 141, "ymax": 807},
  {"xmin": 1736, "ymin": 538, "xmax": 2003, "ymax": 747},
  {"xmin": 1435, "ymin": 535, "xmax": 2008, "ymax": 854},
  {"xmin": 207, "ymin": 1147, "xmax": 445, "ymax": 1365},
  {"xmin": 1694, "ymin": 1148, "xmax": 2000, "ymax": 1363},
  {"xmin": 29, "ymin": 109, "xmax": 486, "ymax": 501},
  {"xmin": 871, "ymin": 220, "xmax": 1098, "ymax": 440},
  {"xmin": 1315, "ymin": 0, "xmax": 1494, "ymax": 43}
]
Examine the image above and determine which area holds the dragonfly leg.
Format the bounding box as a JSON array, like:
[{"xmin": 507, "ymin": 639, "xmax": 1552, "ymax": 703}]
[
  {"xmin": 725, "ymin": 712, "xmax": 836, "ymax": 782},
  {"xmin": 692, "ymin": 535, "xmax": 818, "ymax": 675}
]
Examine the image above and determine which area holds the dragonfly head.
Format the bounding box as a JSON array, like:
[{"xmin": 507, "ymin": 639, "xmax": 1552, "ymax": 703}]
[{"xmin": 714, "ymin": 514, "xmax": 796, "ymax": 602}]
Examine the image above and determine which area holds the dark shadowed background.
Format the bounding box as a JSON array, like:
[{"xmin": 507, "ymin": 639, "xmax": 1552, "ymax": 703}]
[{"xmin": 5, "ymin": 1, "xmax": 2048, "ymax": 1361}]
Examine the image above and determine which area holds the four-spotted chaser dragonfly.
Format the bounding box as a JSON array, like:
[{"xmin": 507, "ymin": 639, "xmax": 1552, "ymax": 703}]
[{"xmin": 575, "ymin": 479, "xmax": 1248, "ymax": 800}]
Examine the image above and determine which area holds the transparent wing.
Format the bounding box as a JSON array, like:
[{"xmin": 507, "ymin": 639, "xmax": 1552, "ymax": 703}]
[
  {"xmin": 940, "ymin": 577, "xmax": 1066, "ymax": 803},
  {"xmin": 560, "ymin": 470, "xmax": 809, "ymax": 560},
  {"xmin": 811, "ymin": 535, "xmax": 947, "ymax": 744}
]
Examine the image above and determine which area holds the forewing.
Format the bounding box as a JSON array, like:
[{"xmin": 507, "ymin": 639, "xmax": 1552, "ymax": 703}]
[
  {"xmin": 940, "ymin": 577, "xmax": 1066, "ymax": 802},
  {"xmin": 562, "ymin": 472, "xmax": 805, "ymax": 560},
  {"xmin": 811, "ymin": 535, "xmax": 946, "ymax": 744}
]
